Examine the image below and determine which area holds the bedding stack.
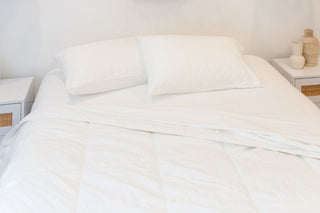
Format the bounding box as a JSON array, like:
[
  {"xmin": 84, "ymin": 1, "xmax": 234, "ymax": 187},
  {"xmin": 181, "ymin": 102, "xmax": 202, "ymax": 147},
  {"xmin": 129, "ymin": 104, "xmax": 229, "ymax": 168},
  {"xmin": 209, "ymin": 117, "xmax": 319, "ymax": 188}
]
[{"xmin": 1, "ymin": 35, "xmax": 320, "ymax": 212}]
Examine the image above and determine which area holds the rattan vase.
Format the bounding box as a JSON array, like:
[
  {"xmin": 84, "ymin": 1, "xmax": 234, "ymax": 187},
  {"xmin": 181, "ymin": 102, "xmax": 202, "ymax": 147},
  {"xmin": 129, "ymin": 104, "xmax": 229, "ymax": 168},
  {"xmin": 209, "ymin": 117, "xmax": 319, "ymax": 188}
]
[{"xmin": 302, "ymin": 29, "xmax": 320, "ymax": 67}]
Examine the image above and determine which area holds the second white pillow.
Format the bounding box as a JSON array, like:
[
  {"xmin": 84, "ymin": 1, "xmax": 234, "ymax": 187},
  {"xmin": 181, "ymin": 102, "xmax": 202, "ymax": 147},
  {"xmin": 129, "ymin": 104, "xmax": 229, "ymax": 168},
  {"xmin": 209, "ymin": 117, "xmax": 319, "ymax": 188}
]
[{"xmin": 139, "ymin": 35, "xmax": 261, "ymax": 95}]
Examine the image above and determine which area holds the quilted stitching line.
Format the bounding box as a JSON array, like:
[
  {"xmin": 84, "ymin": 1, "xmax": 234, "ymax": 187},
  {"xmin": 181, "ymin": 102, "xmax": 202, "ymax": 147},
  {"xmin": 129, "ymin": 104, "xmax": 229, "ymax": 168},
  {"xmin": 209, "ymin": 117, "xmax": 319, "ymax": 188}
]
[
  {"xmin": 151, "ymin": 133, "xmax": 169, "ymax": 213},
  {"xmin": 74, "ymin": 122, "xmax": 90, "ymax": 213},
  {"xmin": 222, "ymin": 143, "xmax": 260, "ymax": 213}
]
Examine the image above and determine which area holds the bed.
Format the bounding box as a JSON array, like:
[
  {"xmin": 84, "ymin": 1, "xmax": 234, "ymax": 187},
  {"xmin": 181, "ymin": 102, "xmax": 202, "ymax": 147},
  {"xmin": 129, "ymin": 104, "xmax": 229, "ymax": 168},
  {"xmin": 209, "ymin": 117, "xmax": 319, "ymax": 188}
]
[{"xmin": 1, "ymin": 55, "xmax": 320, "ymax": 213}]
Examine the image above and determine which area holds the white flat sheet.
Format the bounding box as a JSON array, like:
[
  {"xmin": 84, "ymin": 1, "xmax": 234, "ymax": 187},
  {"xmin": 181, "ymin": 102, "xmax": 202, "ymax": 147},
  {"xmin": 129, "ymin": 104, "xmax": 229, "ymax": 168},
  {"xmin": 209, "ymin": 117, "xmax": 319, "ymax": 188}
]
[{"xmin": 1, "ymin": 55, "xmax": 320, "ymax": 213}]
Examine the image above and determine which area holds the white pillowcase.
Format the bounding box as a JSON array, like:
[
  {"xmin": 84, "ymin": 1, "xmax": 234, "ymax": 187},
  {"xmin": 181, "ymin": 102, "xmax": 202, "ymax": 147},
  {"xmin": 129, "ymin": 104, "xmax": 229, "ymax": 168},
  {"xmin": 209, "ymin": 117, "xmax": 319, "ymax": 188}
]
[
  {"xmin": 139, "ymin": 35, "xmax": 261, "ymax": 95},
  {"xmin": 58, "ymin": 37, "xmax": 147, "ymax": 95}
]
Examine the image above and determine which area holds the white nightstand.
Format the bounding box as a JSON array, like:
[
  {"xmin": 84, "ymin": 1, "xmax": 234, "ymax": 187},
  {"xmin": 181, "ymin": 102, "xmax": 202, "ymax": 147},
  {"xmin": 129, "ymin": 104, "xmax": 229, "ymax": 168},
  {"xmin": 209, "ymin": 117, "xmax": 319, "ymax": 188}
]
[
  {"xmin": 272, "ymin": 58, "xmax": 320, "ymax": 108},
  {"xmin": 0, "ymin": 77, "xmax": 34, "ymax": 140}
]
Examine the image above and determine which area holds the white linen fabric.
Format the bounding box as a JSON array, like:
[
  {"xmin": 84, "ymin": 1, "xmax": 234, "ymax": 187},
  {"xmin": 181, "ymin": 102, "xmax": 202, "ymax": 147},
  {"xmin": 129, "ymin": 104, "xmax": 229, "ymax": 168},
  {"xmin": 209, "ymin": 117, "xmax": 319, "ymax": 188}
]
[
  {"xmin": 139, "ymin": 35, "xmax": 261, "ymax": 95},
  {"xmin": 58, "ymin": 37, "xmax": 147, "ymax": 95},
  {"xmin": 1, "ymin": 56, "xmax": 320, "ymax": 212}
]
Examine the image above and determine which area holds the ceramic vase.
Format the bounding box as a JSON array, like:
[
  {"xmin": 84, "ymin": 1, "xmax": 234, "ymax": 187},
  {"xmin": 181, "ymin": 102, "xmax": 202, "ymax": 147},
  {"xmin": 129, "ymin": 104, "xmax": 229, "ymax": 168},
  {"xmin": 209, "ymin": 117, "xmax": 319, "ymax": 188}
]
[
  {"xmin": 302, "ymin": 29, "xmax": 320, "ymax": 67},
  {"xmin": 290, "ymin": 41, "xmax": 305, "ymax": 70}
]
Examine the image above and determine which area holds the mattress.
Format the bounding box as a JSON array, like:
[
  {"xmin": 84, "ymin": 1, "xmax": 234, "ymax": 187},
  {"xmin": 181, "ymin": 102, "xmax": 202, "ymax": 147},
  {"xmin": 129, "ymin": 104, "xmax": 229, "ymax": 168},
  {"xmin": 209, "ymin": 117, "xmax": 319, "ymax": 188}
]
[
  {"xmin": 33, "ymin": 56, "xmax": 320, "ymax": 115},
  {"xmin": 1, "ymin": 55, "xmax": 320, "ymax": 213}
]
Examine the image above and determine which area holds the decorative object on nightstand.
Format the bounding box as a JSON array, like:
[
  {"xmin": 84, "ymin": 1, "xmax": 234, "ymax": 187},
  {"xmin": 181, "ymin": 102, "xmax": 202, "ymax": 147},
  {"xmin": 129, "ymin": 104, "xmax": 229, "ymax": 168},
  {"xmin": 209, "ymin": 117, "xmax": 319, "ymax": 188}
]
[
  {"xmin": 272, "ymin": 58, "xmax": 320, "ymax": 108},
  {"xmin": 290, "ymin": 41, "xmax": 305, "ymax": 69},
  {"xmin": 302, "ymin": 29, "xmax": 320, "ymax": 67},
  {"xmin": 0, "ymin": 77, "xmax": 34, "ymax": 141}
]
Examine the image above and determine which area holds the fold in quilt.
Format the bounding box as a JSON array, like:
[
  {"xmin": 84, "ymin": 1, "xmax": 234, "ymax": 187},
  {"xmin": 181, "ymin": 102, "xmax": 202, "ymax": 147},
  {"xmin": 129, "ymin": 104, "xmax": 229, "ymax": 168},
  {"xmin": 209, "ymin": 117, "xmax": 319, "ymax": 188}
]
[{"xmin": 2, "ymin": 104, "xmax": 320, "ymax": 166}]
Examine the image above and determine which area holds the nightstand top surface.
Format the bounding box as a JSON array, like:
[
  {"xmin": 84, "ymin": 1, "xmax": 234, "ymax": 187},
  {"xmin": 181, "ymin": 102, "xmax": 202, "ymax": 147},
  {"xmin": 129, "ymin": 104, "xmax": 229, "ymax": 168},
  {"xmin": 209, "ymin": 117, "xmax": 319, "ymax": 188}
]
[
  {"xmin": 0, "ymin": 77, "xmax": 34, "ymax": 105},
  {"xmin": 272, "ymin": 58, "xmax": 320, "ymax": 79}
]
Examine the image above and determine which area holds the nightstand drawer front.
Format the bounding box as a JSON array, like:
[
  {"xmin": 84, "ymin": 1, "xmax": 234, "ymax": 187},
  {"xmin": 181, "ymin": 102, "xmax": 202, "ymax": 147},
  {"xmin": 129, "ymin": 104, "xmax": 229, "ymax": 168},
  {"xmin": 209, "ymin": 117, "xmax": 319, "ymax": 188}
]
[
  {"xmin": 301, "ymin": 84, "xmax": 320, "ymax": 96},
  {"xmin": 0, "ymin": 113, "xmax": 13, "ymax": 127},
  {"xmin": 295, "ymin": 78, "xmax": 320, "ymax": 102},
  {"xmin": 0, "ymin": 104, "xmax": 21, "ymax": 136}
]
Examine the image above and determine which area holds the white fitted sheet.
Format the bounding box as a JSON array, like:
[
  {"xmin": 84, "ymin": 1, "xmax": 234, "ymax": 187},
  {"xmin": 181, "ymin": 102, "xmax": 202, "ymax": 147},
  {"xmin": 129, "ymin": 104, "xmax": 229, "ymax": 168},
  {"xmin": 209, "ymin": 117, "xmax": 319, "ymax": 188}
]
[{"xmin": 1, "ymin": 55, "xmax": 320, "ymax": 213}]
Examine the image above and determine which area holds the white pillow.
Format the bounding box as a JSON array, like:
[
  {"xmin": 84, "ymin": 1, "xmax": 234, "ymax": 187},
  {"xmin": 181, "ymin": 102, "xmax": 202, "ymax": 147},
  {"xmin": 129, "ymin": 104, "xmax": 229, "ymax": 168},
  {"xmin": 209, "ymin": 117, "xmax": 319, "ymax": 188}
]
[
  {"xmin": 139, "ymin": 35, "xmax": 261, "ymax": 95},
  {"xmin": 58, "ymin": 37, "xmax": 147, "ymax": 95}
]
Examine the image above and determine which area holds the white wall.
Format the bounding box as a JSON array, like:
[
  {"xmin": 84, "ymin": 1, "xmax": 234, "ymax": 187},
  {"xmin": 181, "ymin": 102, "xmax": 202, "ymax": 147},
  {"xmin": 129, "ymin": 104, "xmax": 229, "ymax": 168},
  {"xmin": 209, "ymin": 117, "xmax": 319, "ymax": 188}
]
[{"xmin": 0, "ymin": 0, "xmax": 318, "ymax": 88}]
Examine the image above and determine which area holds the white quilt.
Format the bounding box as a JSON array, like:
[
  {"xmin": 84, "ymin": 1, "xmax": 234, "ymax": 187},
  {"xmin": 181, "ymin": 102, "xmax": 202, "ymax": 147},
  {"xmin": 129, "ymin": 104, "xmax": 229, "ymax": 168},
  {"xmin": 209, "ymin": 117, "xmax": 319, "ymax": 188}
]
[
  {"xmin": 1, "ymin": 56, "xmax": 320, "ymax": 212},
  {"xmin": 1, "ymin": 104, "xmax": 320, "ymax": 213}
]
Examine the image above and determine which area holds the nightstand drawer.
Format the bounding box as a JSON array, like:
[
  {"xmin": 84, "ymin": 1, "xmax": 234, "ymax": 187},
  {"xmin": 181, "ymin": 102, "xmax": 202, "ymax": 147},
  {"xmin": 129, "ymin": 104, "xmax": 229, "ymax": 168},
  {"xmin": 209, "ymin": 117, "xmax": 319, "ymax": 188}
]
[
  {"xmin": 301, "ymin": 84, "xmax": 320, "ymax": 96},
  {"xmin": 295, "ymin": 78, "xmax": 320, "ymax": 102},
  {"xmin": 0, "ymin": 104, "xmax": 21, "ymax": 136}
]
